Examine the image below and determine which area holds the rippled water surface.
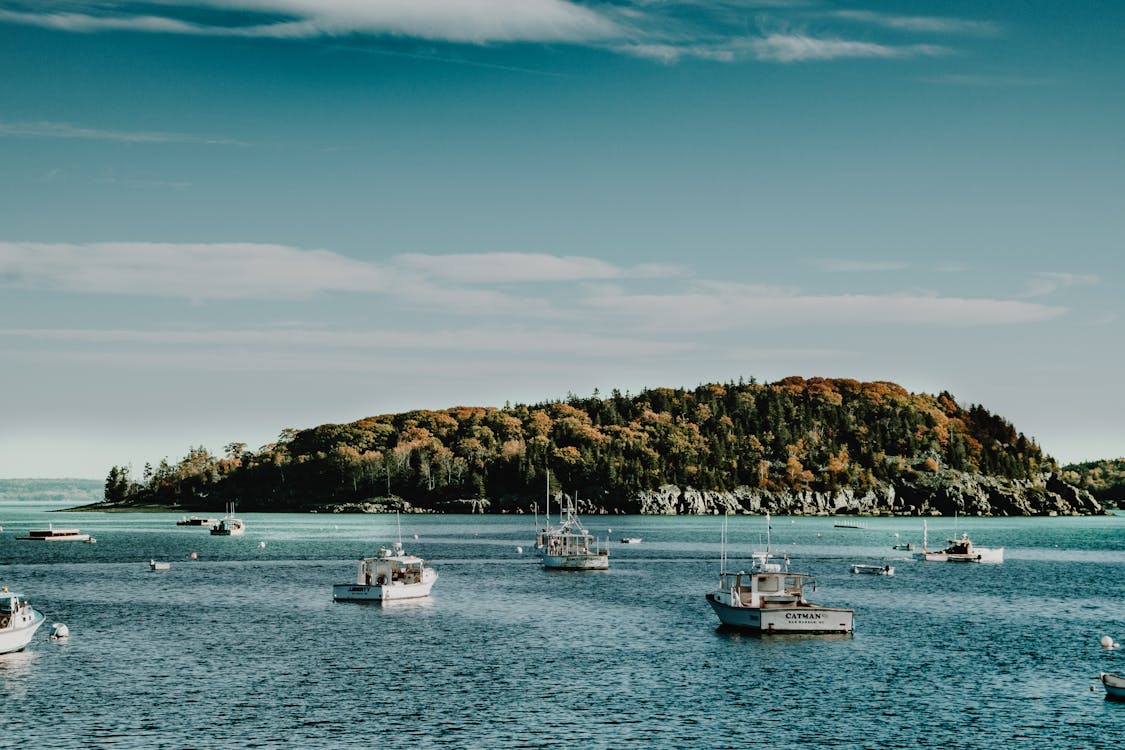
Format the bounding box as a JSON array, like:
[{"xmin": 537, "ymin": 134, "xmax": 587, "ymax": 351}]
[{"xmin": 2, "ymin": 503, "xmax": 1124, "ymax": 748}]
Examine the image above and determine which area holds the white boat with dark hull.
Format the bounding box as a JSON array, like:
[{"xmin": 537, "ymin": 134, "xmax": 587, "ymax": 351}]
[
  {"xmin": 209, "ymin": 503, "xmax": 245, "ymax": 536},
  {"xmin": 914, "ymin": 521, "xmax": 1003, "ymax": 564},
  {"xmin": 1102, "ymin": 672, "xmax": 1125, "ymax": 702},
  {"xmin": 15, "ymin": 525, "xmax": 91, "ymax": 542},
  {"xmin": 0, "ymin": 587, "xmax": 46, "ymax": 655},
  {"xmin": 333, "ymin": 542, "xmax": 437, "ymax": 602},
  {"xmin": 706, "ymin": 515, "xmax": 854, "ymax": 634}
]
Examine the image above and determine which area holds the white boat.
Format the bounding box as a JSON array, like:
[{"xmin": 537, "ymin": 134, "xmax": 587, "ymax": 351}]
[
  {"xmin": 534, "ymin": 475, "xmax": 608, "ymax": 570},
  {"xmin": 0, "ymin": 587, "xmax": 46, "ymax": 654},
  {"xmin": 834, "ymin": 520, "xmax": 867, "ymax": 529},
  {"xmin": 706, "ymin": 514, "xmax": 854, "ymax": 634},
  {"xmin": 176, "ymin": 516, "xmax": 216, "ymax": 527},
  {"xmin": 149, "ymin": 559, "xmax": 171, "ymax": 571},
  {"xmin": 1102, "ymin": 672, "xmax": 1125, "ymax": 702},
  {"xmin": 851, "ymin": 564, "xmax": 894, "ymax": 576},
  {"xmin": 210, "ymin": 503, "xmax": 245, "ymax": 536},
  {"xmin": 914, "ymin": 521, "xmax": 1003, "ymax": 563},
  {"xmin": 333, "ymin": 541, "xmax": 437, "ymax": 602},
  {"xmin": 15, "ymin": 524, "xmax": 91, "ymax": 542},
  {"xmin": 620, "ymin": 537, "xmax": 642, "ymax": 544},
  {"xmin": 892, "ymin": 543, "xmax": 914, "ymax": 551}
]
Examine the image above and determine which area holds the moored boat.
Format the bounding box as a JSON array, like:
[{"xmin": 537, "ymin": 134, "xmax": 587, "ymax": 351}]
[
  {"xmin": 176, "ymin": 516, "xmax": 217, "ymax": 527},
  {"xmin": 1102, "ymin": 672, "xmax": 1125, "ymax": 702},
  {"xmin": 333, "ymin": 542, "xmax": 437, "ymax": 602},
  {"xmin": 15, "ymin": 524, "xmax": 91, "ymax": 542},
  {"xmin": 620, "ymin": 537, "xmax": 642, "ymax": 544},
  {"xmin": 914, "ymin": 521, "xmax": 1003, "ymax": 563},
  {"xmin": 706, "ymin": 514, "xmax": 854, "ymax": 634},
  {"xmin": 0, "ymin": 587, "xmax": 46, "ymax": 654},
  {"xmin": 533, "ymin": 472, "xmax": 609, "ymax": 570},
  {"xmin": 851, "ymin": 564, "xmax": 894, "ymax": 576},
  {"xmin": 209, "ymin": 503, "xmax": 245, "ymax": 536}
]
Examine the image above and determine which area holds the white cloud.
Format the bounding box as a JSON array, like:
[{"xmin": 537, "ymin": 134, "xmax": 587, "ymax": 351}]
[
  {"xmin": 0, "ymin": 1, "xmax": 622, "ymax": 44},
  {"xmin": 0, "ymin": 242, "xmax": 387, "ymax": 300},
  {"xmin": 394, "ymin": 252, "xmax": 626, "ymax": 283},
  {"xmin": 0, "ymin": 120, "xmax": 243, "ymax": 145},
  {"xmin": 750, "ymin": 33, "xmax": 947, "ymax": 62},
  {"xmin": 832, "ymin": 10, "xmax": 1000, "ymax": 36},
  {"xmin": 581, "ymin": 281, "xmax": 1067, "ymax": 331},
  {"xmin": 1022, "ymin": 271, "xmax": 1099, "ymax": 298}
]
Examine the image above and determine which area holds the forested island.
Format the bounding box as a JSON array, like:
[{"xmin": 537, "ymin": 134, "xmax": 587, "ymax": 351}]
[{"xmin": 88, "ymin": 377, "xmax": 1112, "ymax": 517}]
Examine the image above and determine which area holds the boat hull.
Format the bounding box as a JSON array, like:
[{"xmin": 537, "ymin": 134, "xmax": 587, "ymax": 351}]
[
  {"xmin": 0, "ymin": 609, "xmax": 45, "ymax": 655},
  {"xmin": 542, "ymin": 553, "xmax": 609, "ymax": 570},
  {"xmin": 1104, "ymin": 673, "xmax": 1125, "ymax": 702},
  {"xmin": 706, "ymin": 594, "xmax": 854, "ymax": 634},
  {"xmin": 333, "ymin": 572, "xmax": 437, "ymax": 602},
  {"xmin": 914, "ymin": 548, "xmax": 1003, "ymax": 564}
]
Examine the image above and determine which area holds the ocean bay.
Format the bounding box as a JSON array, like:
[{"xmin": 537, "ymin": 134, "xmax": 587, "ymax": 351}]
[{"xmin": 2, "ymin": 500, "xmax": 1124, "ymax": 748}]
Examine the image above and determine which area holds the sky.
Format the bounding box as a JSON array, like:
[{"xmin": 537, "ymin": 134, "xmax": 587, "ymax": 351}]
[{"xmin": 1, "ymin": 0, "xmax": 1122, "ymax": 479}]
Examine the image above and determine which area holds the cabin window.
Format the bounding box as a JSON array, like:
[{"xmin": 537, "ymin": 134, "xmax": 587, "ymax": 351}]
[{"xmin": 757, "ymin": 576, "xmax": 779, "ymax": 592}]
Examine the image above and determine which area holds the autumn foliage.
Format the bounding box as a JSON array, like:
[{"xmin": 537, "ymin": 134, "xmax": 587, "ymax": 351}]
[{"xmin": 105, "ymin": 376, "xmax": 1052, "ymax": 511}]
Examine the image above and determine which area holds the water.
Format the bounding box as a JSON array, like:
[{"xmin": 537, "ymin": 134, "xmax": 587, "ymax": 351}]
[{"xmin": 2, "ymin": 502, "xmax": 1124, "ymax": 748}]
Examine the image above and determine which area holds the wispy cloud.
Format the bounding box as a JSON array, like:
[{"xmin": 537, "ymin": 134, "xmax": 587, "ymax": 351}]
[
  {"xmin": 0, "ymin": 120, "xmax": 243, "ymax": 146},
  {"xmin": 0, "ymin": 1, "xmax": 980, "ymax": 65},
  {"xmin": 0, "ymin": 242, "xmax": 388, "ymax": 300},
  {"xmin": 394, "ymin": 252, "xmax": 677, "ymax": 283},
  {"xmin": 0, "ymin": 1, "xmax": 622, "ymax": 44},
  {"xmin": 814, "ymin": 259, "xmax": 908, "ymax": 273},
  {"xmin": 832, "ymin": 10, "xmax": 1000, "ymax": 36},
  {"xmin": 750, "ymin": 33, "xmax": 947, "ymax": 63},
  {"xmin": 581, "ymin": 281, "xmax": 1066, "ymax": 330},
  {"xmin": 1022, "ymin": 271, "xmax": 1099, "ymax": 298}
]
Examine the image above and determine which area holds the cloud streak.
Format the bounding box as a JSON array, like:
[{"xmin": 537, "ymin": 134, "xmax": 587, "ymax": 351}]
[
  {"xmin": 0, "ymin": 120, "xmax": 244, "ymax": 145},
  {"xmin": 0, "ymin": 1, "xmax": 981, "ymax": 65}
]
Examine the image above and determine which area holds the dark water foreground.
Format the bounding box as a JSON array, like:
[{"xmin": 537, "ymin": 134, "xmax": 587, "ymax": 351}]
[{"xmin": 2, "ymin": 503, "xmax": 1123, "ymax": 749}]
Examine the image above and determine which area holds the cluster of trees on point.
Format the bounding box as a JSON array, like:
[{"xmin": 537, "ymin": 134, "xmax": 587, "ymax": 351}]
[
  {"xmin": 103, "ymin": 376, "xmax": 1053, "ymax": 512},
  {"xmin": 1060, "ymin": 458, "xmax": 1125, "ymax": 508}
]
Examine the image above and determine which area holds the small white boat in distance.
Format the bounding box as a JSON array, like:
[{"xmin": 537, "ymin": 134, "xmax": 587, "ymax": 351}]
[
  {"xmin": 0, "ymin": 587, "xmax": 46, "ymax": 654},
  {"xmin": 15, "ymin": 524, "xmax": 91, "ymax": 542},
  {"xmin": 851, "ymin": 564, "xmax": 894, "ymax": 576},
  {"xmin": 149, "ymin": 560, "xmax": 171, "ymax": 571},
  {"xmin": 706, "ymin": 514, "xmax": 854, "ymax": 634},
  {"xmin": 176, "ymin": 516, "xmax": 216, "ymax": 527},
  {"xmin": 620, "ymin": 537, "xmax": 642, "ymax": 544},
  {"xmin": 914, "ymin": 521, "xmax": 1003, "ymax": 563},
  {"xmin": 1102, "ymin": 672, "xmax": 1125, "ymax": 702},
  {"xmin": 210, "ymin": 503, "xmax": 245, "ymax": 536},
  {"xmin": 333, "ymin": 542, "xmax": 437, "ymax": 602}
]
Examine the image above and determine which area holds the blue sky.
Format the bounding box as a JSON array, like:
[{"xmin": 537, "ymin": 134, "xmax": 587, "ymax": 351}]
[{"xmin": 1, "ymin": 0, "xmax": 1122, "ymax": 479}]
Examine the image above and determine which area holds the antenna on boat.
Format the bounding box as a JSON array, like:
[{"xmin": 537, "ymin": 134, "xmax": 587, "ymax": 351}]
[
  {"xmin": 720, "ymin": 512, "xmax": 728, "ymax": 576},
  {"xmin": 765, "ymin": 512, "xmax": 772, "ymax": 555}
]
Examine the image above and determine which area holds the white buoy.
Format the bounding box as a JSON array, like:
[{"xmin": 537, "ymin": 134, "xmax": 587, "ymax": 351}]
[
  {"xmin": 414, "ymin": 534, "xmax": 419, "ymax": 540},
  {"xmin": 607, "ymin": 528, "xmax": 612, "ymax": 533},
  {"xmin": 49, "ymin": 623, "xmax": 69, "ymax": 640},
  {"xmin": 189, "ymin": 551, "xmax": 198, "ymax": 560},
  {"xmin": 1101, "ymin": 635, "xmax": 1118, "ymax": 649},
  {"xmin": 258, "ymin": 541, "xmax": 266, "ymax": 548},
  {"xmin": 516, "ymin": 546, "xmax": 523, "ymax": 554}
]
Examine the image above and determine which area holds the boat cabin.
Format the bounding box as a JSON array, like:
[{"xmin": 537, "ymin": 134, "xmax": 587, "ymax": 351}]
[
  {"xmin": 714, "ymin": 559, "xmax": 816, "ymax": 610},
  {"xmin": 355, "ymin": 544, "xmax": 425, "ymax": 587}
]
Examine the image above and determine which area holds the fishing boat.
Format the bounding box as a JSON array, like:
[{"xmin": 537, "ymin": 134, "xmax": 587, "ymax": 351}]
[
  {"xmin": 834, "ymin": 520, "xmax": 867, "ymax": 529},
  {"xmin": 209, "ymin": 503, "xmax": 245, "ymax": 536},
  {"xmin": 851, "ymin": 564, "xmax": 894, "ymax": 576},
  {"xmin": 0, "ymin": 587, "xmax": 46, "ymax": 654},
  {"xmin": 176, "ymin": 516, "xmax": 216, "ymax": 527},
  {"xmin": 1102, "ymin": 672, "xmax": 1125, "ymax": 702},
  {"xmin": 532, "ymin": 473, "xmax": 609, "ymax": 570},
  {"xmin": 706, "ymin": 514, "xmax": 854, "ymax": 634},
  {"xmin": 333, "ymin": 541, "xmax": 437, "ymax": 602},
  {"xmin": 914, "ymin": 521, "xmax": 1003, "ymax": 563},
  {"xmin": 15, "ymin": 524, "xmax": 91, "ymax": 542}
]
